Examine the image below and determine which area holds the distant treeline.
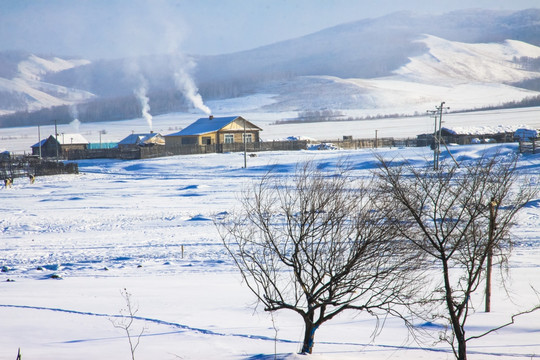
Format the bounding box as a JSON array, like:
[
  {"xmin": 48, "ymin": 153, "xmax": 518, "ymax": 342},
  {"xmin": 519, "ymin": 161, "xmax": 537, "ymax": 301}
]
[
  {"xmin": 513, "ymin": 56, "xmax": 540, "ymax": 71},
  {"xmin": 0, "ymin": 73, "xmax": 275, "ymax": 129},
  {"xmin": 274, "ymin": 110, "xmax": 418, "ymax": 124},
  {"xmin": 0, "ymin": 91, "xmax": 191, "ymax": 128},
  {"xmin": 456, "ymin": 94, "xmax": 540, "ymax": 113},
  {"xmin": 3, "ymin": 87, "xmax": 540, "ymax": 129}
]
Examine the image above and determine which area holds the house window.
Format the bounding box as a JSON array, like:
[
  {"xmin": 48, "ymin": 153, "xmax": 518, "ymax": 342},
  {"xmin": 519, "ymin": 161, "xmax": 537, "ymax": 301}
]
[
  {"xmin": 202, "ymin": 137, "xmax": 212, "ymax": 145},
  {"xmin": 224, "ymin": 134, "xmax": 234, "ymax": 143},
  {"xmin": 243, "ymin": 134, "xmax": 253, "ymax": 143}
]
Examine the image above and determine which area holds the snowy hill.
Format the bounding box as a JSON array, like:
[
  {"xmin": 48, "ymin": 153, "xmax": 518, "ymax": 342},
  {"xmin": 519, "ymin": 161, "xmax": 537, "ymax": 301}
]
[
  {"xmin": 0, "ymin": 52, "xmax": 94, "ymax": 115},
  {"xmin": 2, "ymin": 9, "xmax": 540, "ymax": 120},
  {"xmin": 254, "ymin": 35, "xmax": 540, "ymax": 113}
]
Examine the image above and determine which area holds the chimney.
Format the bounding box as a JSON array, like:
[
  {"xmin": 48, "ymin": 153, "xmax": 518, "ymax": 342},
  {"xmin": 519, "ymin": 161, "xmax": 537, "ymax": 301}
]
[{"xmin": 209, "ymin": 115, "xmax": 214, "ymax": 120}]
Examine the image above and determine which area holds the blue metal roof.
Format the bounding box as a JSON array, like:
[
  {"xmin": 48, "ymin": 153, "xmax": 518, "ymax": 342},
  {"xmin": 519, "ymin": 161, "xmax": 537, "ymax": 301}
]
[
  {"xmin": 31, "ymin": 139, "xmax": 47, "ymax": 148},
  {"xmin": 166, "ymin": 116, "xmax": 241, "ymax": 136}
]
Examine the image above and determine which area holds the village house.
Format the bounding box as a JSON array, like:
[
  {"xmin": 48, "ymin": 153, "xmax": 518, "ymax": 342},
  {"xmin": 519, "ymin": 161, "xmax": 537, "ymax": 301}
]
[
  {"xmin": 117, "ymin": 132, "xmax": 165, "ymax": 150},
  {"xmin": 31, "ymin": 133, "xmax": 89, "ymax": 158},
  {"xmin": 165, "ymin": 115, "xmax": 262, "ymax": 147}
]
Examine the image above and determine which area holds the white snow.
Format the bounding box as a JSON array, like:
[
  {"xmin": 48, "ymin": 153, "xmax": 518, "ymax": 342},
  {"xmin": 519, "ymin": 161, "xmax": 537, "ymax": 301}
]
[
  {"xmin": 17, "ymin": 55, "xmax": 91, "ymax": 82},
  {"xmin": 335, "ymin": 35, "xmax": 540, "ymax": 113},
  {"xmin": 0, "ymin": 54, "xmax": 94, "ymax": 113},
  {"xmin": 3, "ymin": 35, "xmax": 540, "ymax": 118},
  {"xmin": 0, "ymin": 141, "xmax": 540, "ymax": 360},
  {"xmin": 396, "ymin": 35, "xmax": 540, "ymax": 84},
  {"xmin": 2, "ymin": 36, "xmax": 540, "ymax": 360},
  {"xmin": 441, "ymin": 124, "xmax": 530, "ymax": 136},
  {"xmin": 251, "ymin": 36, "xmax": 540, "ymax": 114}
]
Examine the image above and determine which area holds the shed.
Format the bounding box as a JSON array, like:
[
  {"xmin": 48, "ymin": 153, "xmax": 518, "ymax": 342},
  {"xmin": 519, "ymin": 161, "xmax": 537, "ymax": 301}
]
[
  {"xmin": 514, "ymin": 128, "xmax": 538, "ymax": 142},
  {"xmin": 165, "ymin": 116, "xmax": 262, "ymax": 146},
  {"xmin": 117, "ymin": 132, "xmax": 165, "ymax": 150},
  {"xmin": 439, "ymin": 126, "xmax": 518, "ymax": 144},
  {"xmin": 31, "ymin": 133, "xmax": 89, "ymax": 158}
]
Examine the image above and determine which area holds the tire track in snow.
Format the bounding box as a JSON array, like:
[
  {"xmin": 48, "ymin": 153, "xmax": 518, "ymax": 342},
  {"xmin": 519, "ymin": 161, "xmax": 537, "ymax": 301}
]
[
  {"xmin": 1, "ymin": 304, "xmax": 539, "ymax": 357},
  {"xmin": 0, "ymin": 303, "xmax": 296, "ymax": 344}
]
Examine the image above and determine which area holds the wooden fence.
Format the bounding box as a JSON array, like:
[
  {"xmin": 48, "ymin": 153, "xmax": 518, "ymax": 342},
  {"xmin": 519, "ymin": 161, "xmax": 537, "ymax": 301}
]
[
  {"xmin": 519, "ymin": 140, "xmax": 540, "ymax": 154},
  {"xmin": 65, "ymin": 140, "xmax": 309, "ymax": 160},
  {"xmin": 1, "ymin": 155, "xmax": 78, "ymax": 181},
  {"xmin": 319, "ymin": 137, "xmax": 418, "ymax": 149}
]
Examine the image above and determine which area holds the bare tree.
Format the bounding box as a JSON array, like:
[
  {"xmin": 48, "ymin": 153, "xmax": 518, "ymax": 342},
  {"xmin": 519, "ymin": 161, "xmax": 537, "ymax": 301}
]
[
  {"xmin": 216, "ymin": 162, "xmax": 423, "ymax": 354},
  {"xmin": 376, "ymin": 153, "xmax": 538, "ymax": 360},
  {"xmin": 110, "ymin": 288, "xmax": 145, "ymax": 360}
]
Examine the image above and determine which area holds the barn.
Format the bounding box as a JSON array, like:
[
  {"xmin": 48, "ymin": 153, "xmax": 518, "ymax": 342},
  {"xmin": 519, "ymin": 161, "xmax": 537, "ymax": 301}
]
[
  {"xmin": 31, "ymin": 134, "xmax": 89, "ymax": 158},
  {"xmin": 165, "ymin": 115, "xmax": 262, "ymax": 146}
]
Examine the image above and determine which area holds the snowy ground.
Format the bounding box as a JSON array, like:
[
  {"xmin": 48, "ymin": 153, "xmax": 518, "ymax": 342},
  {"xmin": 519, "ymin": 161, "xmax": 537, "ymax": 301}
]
[{"xmin": 1, "ymin": 143, "xmax": 540, "ymax": 360}]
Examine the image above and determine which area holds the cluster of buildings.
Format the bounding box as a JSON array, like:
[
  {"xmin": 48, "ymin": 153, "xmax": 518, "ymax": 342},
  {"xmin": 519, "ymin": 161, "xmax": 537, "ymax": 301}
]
[
  {"xmin": 26, "ymin": 115, "xmax": 540, "ymax": 159},
  {"xmin": 31, "ymin": 115, "xmax": 263, "ymax": 158}
]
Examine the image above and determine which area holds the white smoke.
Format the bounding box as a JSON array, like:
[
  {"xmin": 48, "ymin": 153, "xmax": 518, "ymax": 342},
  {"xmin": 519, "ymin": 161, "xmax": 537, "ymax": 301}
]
[
  {"xmin": 69, "ymin": 105, "xmax": 80, "ymax": 132},
  {"xmin": 134, "ymin": 75, "xmax": 153, "ymax": 131},
  {"xmin": 124, "ymin": 59, "xmax": 153, "ymax": 132},
  {"xmin": 70, "ymin": 119, "xmax": 81, "ymax": 132},
  {"xmin": 173, "ymin": 57, "xmax": 211, "ymax": 115}
]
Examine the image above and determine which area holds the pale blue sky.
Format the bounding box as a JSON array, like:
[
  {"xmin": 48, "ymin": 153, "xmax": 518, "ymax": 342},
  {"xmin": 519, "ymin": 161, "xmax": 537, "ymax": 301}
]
[{"xmin": 1, "ymin": 0, "xmax": 539, "ymax": 59}]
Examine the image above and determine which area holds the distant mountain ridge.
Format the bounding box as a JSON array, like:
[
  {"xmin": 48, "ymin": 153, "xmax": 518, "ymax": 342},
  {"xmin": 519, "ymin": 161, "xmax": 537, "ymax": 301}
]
[
  {"xmin": 0, "ymin": 51, "xmax": 93, "ymax": 115},
  {"xmin": 1, "ymin": 8, "xmax": 540, "ymax": 126}
]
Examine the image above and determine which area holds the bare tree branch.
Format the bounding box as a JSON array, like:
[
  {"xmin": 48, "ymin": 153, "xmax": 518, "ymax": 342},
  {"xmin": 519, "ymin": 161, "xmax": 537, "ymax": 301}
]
[
  {"xmin": 375, "ymin": 152, "xmax": 539, "ymax": 360},
  {"xmin": 216, "ymin": 161, "xmax": 424, "ymax": 354}
]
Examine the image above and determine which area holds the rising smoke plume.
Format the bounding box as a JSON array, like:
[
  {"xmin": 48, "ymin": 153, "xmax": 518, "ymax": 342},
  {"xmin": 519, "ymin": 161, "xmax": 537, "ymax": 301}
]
[
  {"xmin": 69, "ymin": 105, "xmax": 81, "ymax": 132},
  {"xmin": 134, "ymin": 75, "xmax": 153, "ymax": 131},
  {"xmin": 125, "ymin": 59, "xmax": 153, "ymax": 132},
  {"xmin": 173, "ymin": 57, "xmax": 211, "ymax": 115}
]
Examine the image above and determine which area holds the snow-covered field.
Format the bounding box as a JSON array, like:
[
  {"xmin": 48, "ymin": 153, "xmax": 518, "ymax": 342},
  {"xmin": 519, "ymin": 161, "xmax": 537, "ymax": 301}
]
[{"xmin": 1, "ymin": 143, "xmax": 540, "ymax": 360}]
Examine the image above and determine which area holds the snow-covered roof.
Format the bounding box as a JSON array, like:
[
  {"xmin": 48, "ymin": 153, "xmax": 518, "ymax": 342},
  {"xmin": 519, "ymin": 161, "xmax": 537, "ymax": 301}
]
[
  {"xmin": 166, "ymin": 116, "xmax": 260, "ymax": 136},
  {"xmin": 55, "ymin": 133, "xmax": 89, "ymax": 145},
  {"xmin": 441, "ymin": 125, "xmax": 530, "ymax": 136},
  {"xmin": 118, "ymin": 133, "xmax": 161, "ymax": 145},
  {"xmin": 31, "ymin": 134, "xmax": 89, "ymax": 147}
]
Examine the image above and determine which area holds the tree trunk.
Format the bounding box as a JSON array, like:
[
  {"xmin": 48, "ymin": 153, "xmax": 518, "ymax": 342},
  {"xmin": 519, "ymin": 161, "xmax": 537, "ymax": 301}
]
[
  {"xmin": 300, "ymin": 313, "xmax": 318, "ymax": 354},
  {"xmin": 457, "ymin": 336, "xmax": 467, "ymax": 360},
  {"xmin": 485, "ymin": 248, "xmax": 492, "ymax": 312},
  {"xmin": 485, "ymin": 200, "xmax": 496, "ymax": 312},
  {"xmin": 442, "ymin": 259, "xmax": 467, "ymax": 360}
]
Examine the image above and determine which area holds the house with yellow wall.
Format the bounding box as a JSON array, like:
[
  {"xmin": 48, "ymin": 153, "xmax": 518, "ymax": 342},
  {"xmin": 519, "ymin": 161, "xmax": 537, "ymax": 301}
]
[{"xmin": 165, "ymin": 115, "xmax": 262, "ymax": 146}]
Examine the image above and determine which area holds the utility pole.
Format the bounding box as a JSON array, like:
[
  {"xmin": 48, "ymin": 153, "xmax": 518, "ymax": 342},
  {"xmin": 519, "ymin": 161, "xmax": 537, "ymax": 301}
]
[
  {"xmin": 37, "ymin": 125, "xmax": 42, "ymax": 159},
  {"xmin": 426, "ymin": 109, "xmax": 438, "ymax": 170},
  {"xmin": 54, "ymin": 119, "xmax": 59, "ymax": 161},
  {"xmin": 243, "ymin": 118, "xmax": 247, "ymax": 168},
  {"xmin": 427, "ymin": 102, "xmax": 450, "ymax": 170},
  {"xmin": 375, "ymin": 130, "xmax": 378, "ymax": 148}
]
